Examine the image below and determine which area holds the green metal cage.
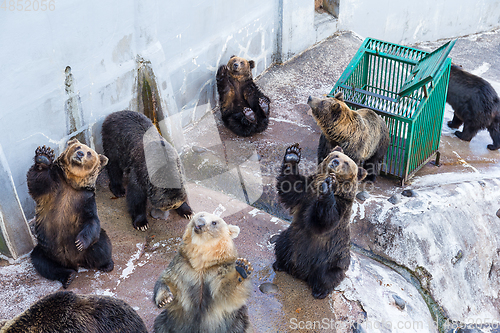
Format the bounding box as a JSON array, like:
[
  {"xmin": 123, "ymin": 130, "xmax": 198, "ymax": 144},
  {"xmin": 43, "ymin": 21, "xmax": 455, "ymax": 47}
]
[{"xmin": 329, "ymin": 38, "xmax": 455, "ymax": 184}]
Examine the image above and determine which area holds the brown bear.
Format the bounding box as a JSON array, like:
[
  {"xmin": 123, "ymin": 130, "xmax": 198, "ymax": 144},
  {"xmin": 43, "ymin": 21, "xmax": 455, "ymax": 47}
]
[
  {"xmin": 216, "ymin": 55, "xmax": 270, "ymax": 137},
  {"xmin": 274, "ymin": 144, "xmax": 366, "ymax": 299},
  {"xmin": 101, "ymin": 110, "xmax": 193, "ymax": 231},
  {"xmin": 153, "ymin": 212, "xmax": 253, "ymax": 333},
  {"xmin": 0, "ymin": 291, "xmax": 148, "ymax": 333},
  {"xmin": 308, "ymin": 92, "xmax": 390, "ymax": 182},
  {"xmin": 447, "ymin": 64, "xmax": 500, "ymax": 150},
  {"xmin": 27, "ymin": 140, "xmax": 113, "ymax": 288}
]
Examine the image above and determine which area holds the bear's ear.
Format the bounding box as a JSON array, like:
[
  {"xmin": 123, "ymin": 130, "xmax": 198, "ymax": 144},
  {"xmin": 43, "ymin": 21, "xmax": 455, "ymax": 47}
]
[
  {"xmin": 230, "ymin": 55, "xmax": 237, "ymax": 59},
  {"xmin": 67, "ymin": 138, "xmax": 80, "ymax": 146},
  {"xmin": 332, "ymin": 146, "xmax": 343, "ymax": 153},
  {"xmin": 228, "ymin": 224, "xmax": 240, "ymax": 239},
  {"xmin": 357, "ymin": 167, "xmax": 367, "ymax": 182},
  {"xmin": 248, "ymin": 60, "xmax": 255, "ymax": 69},
  {"xmin": 99, "ymin": 154, "xmax": 108, "ymax": 167},
  {"xmin": 334, "ymin": 92, "xmax": 344, "ymax": 101}
]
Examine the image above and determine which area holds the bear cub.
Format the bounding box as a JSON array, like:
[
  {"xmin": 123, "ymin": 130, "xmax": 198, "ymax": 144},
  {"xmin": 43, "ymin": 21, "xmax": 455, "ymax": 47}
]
[
  {"xmin": 102, "ymin": 110, "xmax": 193, "ymax": 231},
  {"xmin": 274, "ymin": 144, "xmax": 366, "ymax": 299},
  {"xmin": 27, "ymin": 140, "xmax": 113, "ymax": 288},
  {"xmin": 308, "ymin": 92, "xmax": 390, "ymax": 182},
  {"xmin": 0, "ymin": 291, "xmax": 148, "ymax": 333},
  {"xmin": 447, "ymin": 64, "xmax": 500, "ymax": 150},
  {"xmin": 216, "ymin": 55, "xmax": 271, "ymax": 137},
  {"xmin": 153, "ymin": 212, "xmax": 253, "ymax": 333}
]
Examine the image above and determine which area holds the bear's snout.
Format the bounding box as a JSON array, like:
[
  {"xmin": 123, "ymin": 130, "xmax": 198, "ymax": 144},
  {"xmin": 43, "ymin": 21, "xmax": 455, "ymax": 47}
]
[
  {"xmin": 329, "ymin": 159, "xmax": 340, "ymax": 168},
  {"xmin": 232, "ymin": 62, "xmax": 239, "ymax": 70},
  {"xmin": 307, "ymin": 96, "xmax": 313, "ymax": 103},
  {"xmin": 76, "ymin": 150, "xmax": 84, "ymax": 159},
  {"xmin": 194, "ymin": 217, "xmax": 206, "ymax": 234}
]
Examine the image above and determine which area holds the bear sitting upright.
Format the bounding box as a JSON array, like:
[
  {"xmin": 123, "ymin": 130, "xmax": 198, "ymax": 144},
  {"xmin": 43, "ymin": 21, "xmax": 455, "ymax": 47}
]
[
  {"xmin": 153, "ymin": 212, "xmax": 253, "ymax": 333},
  {"xmin": 308, "ymin": 92, "xmax": 390, "ymax": 182},
  {"xmin": 446, "ymin": 64, "xmax": 500, "ymax": 150},
  {"xmin": 27, "ymin": 140, "xmax": 113, "ymax": 288},
  {"xmin": 273, "ymin": 144, "xmax": 366, "ymax": 299},
  {"xmin": 0, "ymin": 291, "xmax": 148, "ymax": 333},
  {"xmin": 101, "ymin": 110, "xmax": 193, "ymax": 231},
  {"xmin": 216, "ymin": 55, "xmax": 270, "ymax": 137}
]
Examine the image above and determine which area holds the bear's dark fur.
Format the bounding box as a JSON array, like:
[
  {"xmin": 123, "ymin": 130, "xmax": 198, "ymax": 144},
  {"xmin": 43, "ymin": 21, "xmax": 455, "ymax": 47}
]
[
  {"xmin": 0, "ymin": 291, "xmax": 148, "ymax": 333},
  {"xmin": 153, "ymin": 212, "xmax": 253, "ymax": 333},
  {"xmin": 216, "ymin": 55, "xmax": 270, "ymax": 137},
  {"xmin": 101, "ymin": 110, "xmax": 193, "ymax": 231},
  {"xmin": 447, "ymin": 64, "xmax": 500, "ymax": 150},
  {"xmin": 27, "ymin": 141, "xmax": 113, "ymax": 288},
  {"xmin": 274, "ymin": 144, "xmax": 366, "ymax": 299},
  {"xmin": 308, "ymin": 92, "xmax": 390, "ymax": 182}
]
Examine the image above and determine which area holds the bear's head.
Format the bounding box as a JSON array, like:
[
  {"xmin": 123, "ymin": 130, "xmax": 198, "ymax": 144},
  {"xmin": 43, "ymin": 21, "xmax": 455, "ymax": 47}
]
[
  {"xmin": 307, "ymin": 92, "xmax": 352, "ymax": 137},
  {"xmin": 181, "ymin": 212, "xmax": 240, "ymax": 271},
  {"xmin": 227, "ymin": 55, "xmax": 255, "ymax": 81},
  {"xmin": 56, "ymin": 139, "xmax": 108, "ymax": 190},
  {"xmin": 316, "ymin": 146, "xmax": 367, "ymax": 198}
]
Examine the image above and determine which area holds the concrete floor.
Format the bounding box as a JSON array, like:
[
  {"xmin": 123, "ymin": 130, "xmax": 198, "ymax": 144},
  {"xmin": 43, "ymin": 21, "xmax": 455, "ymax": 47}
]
[{"xmin": 1, "ymin": 29, "xmax": 500, "ymax": 332}]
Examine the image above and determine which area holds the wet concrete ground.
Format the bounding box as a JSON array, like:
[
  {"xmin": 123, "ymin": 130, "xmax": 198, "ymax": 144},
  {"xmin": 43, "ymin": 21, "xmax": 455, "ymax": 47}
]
[{"xmin": 1, "ymin": 29, "xmax": 500, "ymax": 332}]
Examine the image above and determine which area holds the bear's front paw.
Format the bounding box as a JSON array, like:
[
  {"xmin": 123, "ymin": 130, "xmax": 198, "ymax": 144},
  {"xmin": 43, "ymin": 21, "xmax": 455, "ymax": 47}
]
[
  {"xmin": 235, "ymin": 258, "xmax": 253, "ymax": 281},
  {"xmin": 34, "ymin": 145, "xmax": 55, "ymax": 169},
  {"xmin": 157, "ymin": 291, "xmax": 174, "ymax": 308},
  {"xmin": 319, "ymin": 177, "xmax": 335, "ymax": 197},
  {"xmin": 75, "ymin": 236, "xmax": 90, "ymax": 252},
  {"xmin": 284, "ymin": 143, "xmax": 301, "ymax": 165}
]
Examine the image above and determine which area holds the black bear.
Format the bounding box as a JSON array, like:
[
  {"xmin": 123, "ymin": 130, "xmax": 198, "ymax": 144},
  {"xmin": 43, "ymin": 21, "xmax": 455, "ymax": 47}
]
[
  {"xmin": 216, "ymin": 55, "xmax": 270, "ymax": 137},
  {"xmin": 27, "ymin": 140, "xmax": 113, "ymax": 288},
  {"xmin": 153, "ymin": 212, "xmax": 253, "ymax": 333},
  {"xmin": 101, "ymin": 110, "xmax": 193, "ymax": 231},
  {"xmin": 0, "ymin": 291, "xmax": 148, "ymax": 332},
  {"xmin": 273, "ymin": 144, "xmax": 366, "ymax": 299},
  {"xmin": 308, "ymin": 93, "xmax": 390, "ymax": 181},
  {"xmin": 447, "ymin": 64, "xmax": 500, "ymax": 150}
]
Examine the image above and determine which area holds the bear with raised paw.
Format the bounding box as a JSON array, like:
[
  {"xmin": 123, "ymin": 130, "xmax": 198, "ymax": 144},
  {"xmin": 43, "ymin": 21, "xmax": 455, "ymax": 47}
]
[
  {"xmin": 153, "ymin": 212, "xmax": 253, "ymax": 333},
  {"xmin": 216, "ymin": 55, "xmax": 270, "ymax": 137},
  {"xmin": 101, "ymin": 110, "xmax": 193, "ymax": 231},
  {"xmin": 0, "ymin": 291, "xmax": 147, "ymax": 333},
  {"xmin": 27, "ymin": 140, "xmax": 113, "ymax": 288},
  {"xmin": 273, "ymin": 144, "xmax": 366, "ymax": 299},
  {"xmin": 308, "ymin": 92, "xmax": 390, "ymax": 182},
  {"xmin": 447, "ymin": 64, "xmax": 500, "ymax": 150}
]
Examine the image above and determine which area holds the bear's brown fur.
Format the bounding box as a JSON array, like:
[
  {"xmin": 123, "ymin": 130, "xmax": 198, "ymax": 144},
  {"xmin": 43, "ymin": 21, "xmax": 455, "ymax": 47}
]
[
  {"xmin": 308, "ymin": 92, "xmax": 390, "ymax": 182},
  {"xmin": 153, "ymin": 212, "xmax": 253, "ymax": 333},
  {"xmin": 274, "ymin": 144, "xmax": 366, "ymax": 299},
  {"xmin": 27, "ymin": 140, "xmax": 113, "ymax": 288},
  {"xmin": 0, "ymin": 291, "xmax": 147, "ymax": 333},
  {"xmin": 216, "ymin": 55, "xmax": 270, "ymax": 137}
]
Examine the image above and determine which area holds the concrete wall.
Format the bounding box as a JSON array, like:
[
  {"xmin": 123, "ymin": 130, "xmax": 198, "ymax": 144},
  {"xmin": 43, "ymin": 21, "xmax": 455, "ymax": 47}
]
[{"xmin": 338, "ymin": 0, "xmax": 500, "ymax": 44}]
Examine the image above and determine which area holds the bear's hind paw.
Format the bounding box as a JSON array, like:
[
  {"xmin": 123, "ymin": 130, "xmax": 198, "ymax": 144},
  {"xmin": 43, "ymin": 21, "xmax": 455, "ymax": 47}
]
[{"xmin": 235, "ymin": 258, "xmax": 253, "ymax": 281}]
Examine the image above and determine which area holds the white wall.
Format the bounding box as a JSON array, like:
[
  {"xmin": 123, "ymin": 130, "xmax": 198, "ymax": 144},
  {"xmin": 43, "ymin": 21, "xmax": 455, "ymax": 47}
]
[{"xmin": 338, "ymin": 0, "xmax": 500, "ymax": 44}]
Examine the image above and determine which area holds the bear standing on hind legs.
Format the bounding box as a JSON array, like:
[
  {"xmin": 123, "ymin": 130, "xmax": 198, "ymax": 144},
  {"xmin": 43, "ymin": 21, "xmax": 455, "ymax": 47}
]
[
  {"xmin": 446, "ymin": 64, "xmax": 500, "ymax": 150},
  {"xmin": 153, "ymin": 212, "xmax": 253, "ymax": 333},
  {"xmin": 27, "ymin": 140, "xmax": 113, "ymax": 288},
  {"xmin": 273, "ymin": 144, "xmax": 366, "ymax": 299},
  {"xmin": 216, "ymin": 55, "xmax": 270, "ymax": 137}
]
